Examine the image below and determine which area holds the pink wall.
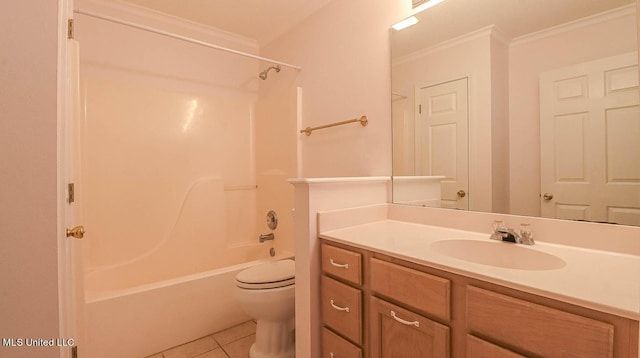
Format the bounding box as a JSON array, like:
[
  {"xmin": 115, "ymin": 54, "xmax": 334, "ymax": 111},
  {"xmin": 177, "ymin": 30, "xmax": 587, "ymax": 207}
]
[
  {"xmin": 0, "ymin": 2, "xmax": 62, "ymax": 358},
  {"xmin": 261, "ymin": 0, "xmax": 410, "ymax": 178}
]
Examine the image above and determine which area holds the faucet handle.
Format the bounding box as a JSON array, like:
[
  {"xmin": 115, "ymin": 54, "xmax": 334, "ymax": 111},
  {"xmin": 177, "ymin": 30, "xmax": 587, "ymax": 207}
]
[
  {"xmin": 492, "ymin": 220, "xmax": 505, "ymax": 233},
  {"xmin": 490, "ymin": 220, "xmax": 505, "ymax": 241},
  {"xmin": 519, "ymin": 223, "xmax": 535, "ymax": 245}
]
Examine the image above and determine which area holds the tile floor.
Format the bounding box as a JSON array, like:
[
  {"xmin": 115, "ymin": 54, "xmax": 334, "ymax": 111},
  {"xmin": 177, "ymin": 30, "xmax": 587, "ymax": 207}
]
[{"xmin": 145, "ymin": 320, "xmax": 256, "ymax": 358}]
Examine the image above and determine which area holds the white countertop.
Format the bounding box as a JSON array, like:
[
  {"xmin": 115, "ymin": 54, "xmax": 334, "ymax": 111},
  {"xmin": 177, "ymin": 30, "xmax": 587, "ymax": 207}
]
[{"xmin": 320, "ymin": 219, "xmax": 640, "ymax": 320}]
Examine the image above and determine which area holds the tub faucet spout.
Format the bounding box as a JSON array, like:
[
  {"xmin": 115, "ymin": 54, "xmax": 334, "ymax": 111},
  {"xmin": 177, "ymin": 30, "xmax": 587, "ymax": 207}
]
[{"xmin": 259, "ymin": 233, "xmax": 275, "ymax": 243}]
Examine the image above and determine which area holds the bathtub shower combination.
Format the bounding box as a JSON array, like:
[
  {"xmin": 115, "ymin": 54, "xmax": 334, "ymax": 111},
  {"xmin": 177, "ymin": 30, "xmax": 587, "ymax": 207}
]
[
  {"xmin": 83, "ymin": 174, "xmax": 291, "ymax": 358},
  {"xmin": 86, "ymin": 249, "xmax": 292, "ymax": 358},
  {"xmin": 75, "ymin": 6, "xmax": 297, "ymax": 358}
]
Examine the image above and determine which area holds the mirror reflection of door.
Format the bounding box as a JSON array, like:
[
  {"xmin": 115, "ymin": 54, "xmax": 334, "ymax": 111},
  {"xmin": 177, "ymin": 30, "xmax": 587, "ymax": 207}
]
[
  {"xmin": 540, "ymin": 52, "xmax": 640, "ymax": 225},
  {"xmin": 416, "ymin": 78, "xmax": 469, "ymax": 209}
]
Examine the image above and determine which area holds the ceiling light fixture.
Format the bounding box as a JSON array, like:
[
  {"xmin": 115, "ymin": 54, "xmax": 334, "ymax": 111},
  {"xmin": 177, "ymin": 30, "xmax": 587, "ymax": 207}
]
[
  {"xmin": 412, "ymin": 0, "xmax": 446, "ymax": 14},
  {"xmin": 391, "ymin": 16, "xmax": 419, "ymax": 31}
]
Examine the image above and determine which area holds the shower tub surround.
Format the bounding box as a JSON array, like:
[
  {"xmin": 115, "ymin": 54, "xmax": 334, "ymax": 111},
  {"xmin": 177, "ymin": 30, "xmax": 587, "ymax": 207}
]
[
  {"xmin": 79, "ymin": 73, "xmax": 269, "ymax": 358},
  {"xmin": 76, "ymin": 2, "xmax": 298, "ymax": 357}
]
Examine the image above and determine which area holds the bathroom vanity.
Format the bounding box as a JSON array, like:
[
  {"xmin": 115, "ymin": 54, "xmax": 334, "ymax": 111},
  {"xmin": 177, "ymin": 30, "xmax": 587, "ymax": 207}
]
[{"xmin": 317, "ymin": 206, "xmax": 640, "ymax": 357}]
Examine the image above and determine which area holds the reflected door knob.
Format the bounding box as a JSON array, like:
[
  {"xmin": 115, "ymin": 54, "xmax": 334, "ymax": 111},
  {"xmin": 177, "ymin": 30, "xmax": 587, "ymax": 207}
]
[
  {"xmin": 542, "ymin": 193, "xmax": 554, "ymax": 201},
  {"xmin": 66, "ymin": 225, "xmax": 85, "ymax": 239},
  {"xmin": 457, "ymin": 190, "xmax": 466, "ymax": 198}
]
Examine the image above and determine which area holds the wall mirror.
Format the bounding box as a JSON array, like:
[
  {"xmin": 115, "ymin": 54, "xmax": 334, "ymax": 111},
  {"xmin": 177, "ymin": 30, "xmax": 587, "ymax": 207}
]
[{"xmin": 391, "ymin": 0, "xmax": 640, "ymax": 226}]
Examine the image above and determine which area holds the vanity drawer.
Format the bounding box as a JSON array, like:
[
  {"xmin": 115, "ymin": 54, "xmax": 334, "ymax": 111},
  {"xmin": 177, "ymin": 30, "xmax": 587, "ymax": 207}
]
[
  {"xmin": 321, "ymin": 275, "xmax": 363, "ymax": 345},
  {"xmin": 466, "ymin": 335, "xmax": 526, "ymax": 358},
  {"xmin": 322, "ymin": 244, "xmax": 362, "ymax": 285},
  {"xmin": 322, "ymin": 327, "xmax": 362, "ymax": 358},
  {"xmin": 467, "ymin": 286, "xmax": 614, "ymax": 357},
  {"xmin": 370, "ymin": 258, "xmax": 450, "ymax": 321}
]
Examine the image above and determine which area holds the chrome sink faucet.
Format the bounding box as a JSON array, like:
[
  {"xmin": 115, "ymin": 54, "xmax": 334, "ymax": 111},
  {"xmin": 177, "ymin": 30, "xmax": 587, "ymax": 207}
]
[{"xmin": 490, "ymin": 221, "xmax": 535, "ymax": 245}]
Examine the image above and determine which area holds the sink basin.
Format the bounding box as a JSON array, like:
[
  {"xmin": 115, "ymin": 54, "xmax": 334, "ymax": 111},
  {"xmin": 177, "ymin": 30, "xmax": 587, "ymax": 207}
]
[{"xmin": 430, "ymin": 239, "xmax": 566, "ymax": 271}]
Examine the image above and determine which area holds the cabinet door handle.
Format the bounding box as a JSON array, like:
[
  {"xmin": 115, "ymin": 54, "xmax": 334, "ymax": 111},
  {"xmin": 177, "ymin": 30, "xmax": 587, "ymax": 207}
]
[
  {"xmin": 390, "ymin": 310, "xmax": 420, "ymax": 327},
  {"xmin": 329, "ymin": 258, "xmax": 349, "ymax": 269},
  {"xmin": 329, "ymin": 353, "xmax": 335, "ymax": 358},
  {"xmin": 330, "ymin": 299, "xmax": 350, "ymax": 313}
]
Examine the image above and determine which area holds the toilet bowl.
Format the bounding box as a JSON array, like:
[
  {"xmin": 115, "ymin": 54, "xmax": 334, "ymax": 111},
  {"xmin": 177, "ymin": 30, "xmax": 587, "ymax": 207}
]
[{"xmin": 235, "ymin": 259, "xmax": 295, "ymax": 358}]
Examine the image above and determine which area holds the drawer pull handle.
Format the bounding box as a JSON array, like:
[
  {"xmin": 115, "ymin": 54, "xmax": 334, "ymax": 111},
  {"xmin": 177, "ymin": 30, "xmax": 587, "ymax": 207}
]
[
  {"xmin": 329, "ymin": 258, "xmax": 349, "ymax": 269},
  {"xmin": 329, "ymin": 353, "xmax": 335, "ymax": 358},
  {"xmin": 390, "ymin": 310, "xmax": 420, "ymax": 327},
  {"xmin": 330, "ymin": 299, "xmax": 350, "ymax": 313}
]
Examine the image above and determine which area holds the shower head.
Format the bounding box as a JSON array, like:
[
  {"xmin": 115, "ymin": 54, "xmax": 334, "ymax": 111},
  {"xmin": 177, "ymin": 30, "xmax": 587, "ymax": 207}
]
[{"xmin": 259, "ymin": 65, "xmax": 281, "ymax": 80}]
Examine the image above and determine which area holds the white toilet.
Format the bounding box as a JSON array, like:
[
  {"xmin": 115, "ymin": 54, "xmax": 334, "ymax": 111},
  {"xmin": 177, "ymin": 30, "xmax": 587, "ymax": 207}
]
[{"xmin": 235, "ymin": 259, "xmax": 295, "ymax": 358}]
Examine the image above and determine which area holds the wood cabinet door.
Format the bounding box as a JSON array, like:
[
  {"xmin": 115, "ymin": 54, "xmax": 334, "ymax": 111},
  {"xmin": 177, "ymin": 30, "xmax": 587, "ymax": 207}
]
[
  {"xmin": 466, "ymin": 335, "xmax": 526, "ymax": 358},
  {"xmin": 467, "ymin": 286, "xmax": 615, "ymax": 357},
  {"xmin": 370, "ymin": 297, "xmax": 449, "ymax": 358}
]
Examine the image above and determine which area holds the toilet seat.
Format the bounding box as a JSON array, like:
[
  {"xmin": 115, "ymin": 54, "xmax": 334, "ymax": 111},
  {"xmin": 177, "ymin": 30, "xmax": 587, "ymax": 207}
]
[{"xmin": 236, "ymin": 259, "xmax": 295, "ymax": 290}]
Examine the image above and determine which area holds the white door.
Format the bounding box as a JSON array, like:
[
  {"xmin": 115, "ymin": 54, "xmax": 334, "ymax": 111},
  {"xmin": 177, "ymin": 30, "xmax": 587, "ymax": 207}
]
[
  {"xmin": 416, "ymin": 78, "xmax": 469, "ymax": 209},
  {"xmin": 540, "ymin": 52, "xmax": 640, "ymax": 225},
  {"xmin": 59, "ymin": 33, "xmax": 85, "ymax": 356}
]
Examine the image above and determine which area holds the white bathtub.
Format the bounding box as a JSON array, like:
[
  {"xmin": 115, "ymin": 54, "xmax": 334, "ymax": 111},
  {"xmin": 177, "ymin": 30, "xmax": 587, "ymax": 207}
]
[{"xmin": 84, "ymin": 246, "xmax": 293, "ymax": 358}]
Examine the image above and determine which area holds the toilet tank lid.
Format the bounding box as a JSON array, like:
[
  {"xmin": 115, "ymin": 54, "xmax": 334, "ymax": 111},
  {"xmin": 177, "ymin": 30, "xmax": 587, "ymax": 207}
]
[{"xmin": 236, "ymin": 259, "xmax": 295, "ymax": 284}]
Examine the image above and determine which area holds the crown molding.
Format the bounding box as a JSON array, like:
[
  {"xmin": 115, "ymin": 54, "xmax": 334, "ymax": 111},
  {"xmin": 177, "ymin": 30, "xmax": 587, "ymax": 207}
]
[
  {"xmin": 511, "ymin": 4, "xmax": 636, "ymax": 47},
  {"xmin": 393, "ymin": 25, "xmax": 500, "ymax": 67},
  {"xmin": 75, "ymin": 0, "xmax": 259, "ymax": 53},
  {"xmin": 393, "ymin": 4, "xmax": 636, "ymax": 67}
]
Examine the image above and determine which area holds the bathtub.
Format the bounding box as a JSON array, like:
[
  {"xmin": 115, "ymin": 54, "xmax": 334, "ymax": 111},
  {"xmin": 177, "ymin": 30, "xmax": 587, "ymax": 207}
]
[{"xmin": 84, "ymin": 246, "xmax": 294, "ymax": 358}]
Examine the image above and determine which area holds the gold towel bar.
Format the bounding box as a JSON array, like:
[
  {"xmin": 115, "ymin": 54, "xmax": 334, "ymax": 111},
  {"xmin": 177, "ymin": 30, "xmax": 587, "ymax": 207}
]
[
  {"xmin": 300, "ymin": 115, "xmax": 368, "ymax": 136},
  {"xmin": 224, "ymin": 185, "xmax": 257, "ymax": 191}
]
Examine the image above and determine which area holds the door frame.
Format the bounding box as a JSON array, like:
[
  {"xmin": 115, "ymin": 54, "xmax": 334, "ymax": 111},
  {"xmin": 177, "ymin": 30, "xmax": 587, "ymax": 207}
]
[
  {"xmin": 57, "ymin": 0, "xmax": 79, "ymax": 357},
  {"xmin": 414, "ymin": 77, "xmax": 470, "ymax": 210}
]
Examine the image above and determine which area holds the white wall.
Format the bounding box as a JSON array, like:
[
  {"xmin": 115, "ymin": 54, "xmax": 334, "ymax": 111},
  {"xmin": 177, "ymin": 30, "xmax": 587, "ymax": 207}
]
[
  {"xmin": 490, "ymin": 34, "xmax": 510, "ymax": 214},
  {"xmin": 0, "ymin": 2, "xmax": 62, "ymax": 358},
  {"xmin": 290, "ymin": 178, "xmax": 390, "ymax": 358},
  {"xmin": 262, "ymin": 0, "xmax": 410, "ymax": 178}
]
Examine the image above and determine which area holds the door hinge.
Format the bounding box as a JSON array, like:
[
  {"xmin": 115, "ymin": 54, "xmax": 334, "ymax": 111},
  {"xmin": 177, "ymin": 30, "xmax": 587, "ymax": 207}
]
[
  {"xmin": 418, "ymin": 104, "xmax": 422, "ymax": 114},
  {"xmin": 68, "ymin": 183, "xmax": 75, "ymax": 204},
  {"xmin": 67, "ymin": 19, "xmax": 74, "ymax": 39},
  {"xmin": 71, "ymin": 345, "xmax": 78, "ymax": 358}
]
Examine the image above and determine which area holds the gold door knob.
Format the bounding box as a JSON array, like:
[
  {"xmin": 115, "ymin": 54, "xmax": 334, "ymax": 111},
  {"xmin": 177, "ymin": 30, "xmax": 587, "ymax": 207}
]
[
  {"xmin": 66, "ymin": 225, "xmax": 85, "ymax": 239},
  {"xmin": 457, "ymin": 190, "xmax": 466, "ymax": 198},
  {"xmin": 542, "ymin": 193, "xmax": 554, "ymax": 201}
]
